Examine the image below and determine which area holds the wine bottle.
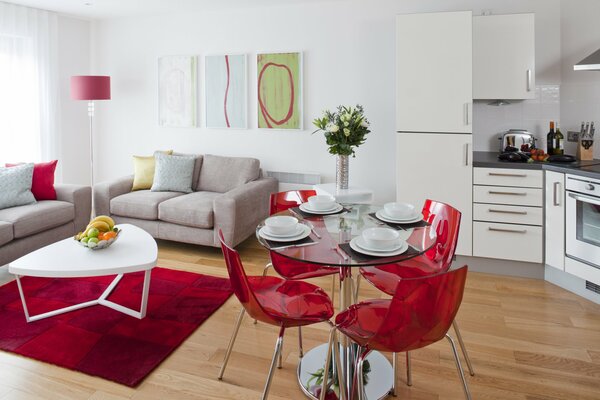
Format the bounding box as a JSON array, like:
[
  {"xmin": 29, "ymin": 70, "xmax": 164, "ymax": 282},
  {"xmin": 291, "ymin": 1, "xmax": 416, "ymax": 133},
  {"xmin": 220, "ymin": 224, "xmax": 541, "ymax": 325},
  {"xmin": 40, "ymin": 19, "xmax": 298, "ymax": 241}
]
[
  {"xmin": 547, "ymin": 121, "xmax": 555, "ymax": 155},
  {"xmin": 554, "ymin": 121, "xmax": 564, "ymax": 155}
]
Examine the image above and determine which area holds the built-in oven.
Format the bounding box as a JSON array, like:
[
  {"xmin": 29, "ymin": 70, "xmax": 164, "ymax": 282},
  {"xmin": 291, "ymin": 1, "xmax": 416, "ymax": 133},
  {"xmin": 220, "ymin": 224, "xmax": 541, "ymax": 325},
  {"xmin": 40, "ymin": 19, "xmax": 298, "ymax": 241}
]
[{"xmin": 566, "ymin": 175, "xmax": 600, "ymax": 271}]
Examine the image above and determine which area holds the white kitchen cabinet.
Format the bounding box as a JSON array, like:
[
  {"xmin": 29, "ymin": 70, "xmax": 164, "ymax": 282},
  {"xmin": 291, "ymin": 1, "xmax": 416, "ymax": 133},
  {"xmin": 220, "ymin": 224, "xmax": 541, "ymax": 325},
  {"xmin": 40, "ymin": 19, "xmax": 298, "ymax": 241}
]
[
  {"xmin": 396, "ymin": 133, "xmax": 472, "ymax": 256},
  {"xmin": 396, "ymin": 11, "xmax": 472, "ymax": 133},
  {"xmin": 473, "ymin": 13, "xmax": 535, "ymax": 100},
  {"xmin": 545, "ymin": 171, "xmax": 565, "ymax": 270}
]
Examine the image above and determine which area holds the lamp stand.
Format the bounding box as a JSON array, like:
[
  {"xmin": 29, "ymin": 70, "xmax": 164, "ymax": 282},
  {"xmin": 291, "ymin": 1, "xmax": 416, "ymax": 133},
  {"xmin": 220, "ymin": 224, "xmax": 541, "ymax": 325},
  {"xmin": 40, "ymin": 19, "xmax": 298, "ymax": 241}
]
[{"xmin": 88, "ymin": 101, "xmax": 95, "ymax": 186}]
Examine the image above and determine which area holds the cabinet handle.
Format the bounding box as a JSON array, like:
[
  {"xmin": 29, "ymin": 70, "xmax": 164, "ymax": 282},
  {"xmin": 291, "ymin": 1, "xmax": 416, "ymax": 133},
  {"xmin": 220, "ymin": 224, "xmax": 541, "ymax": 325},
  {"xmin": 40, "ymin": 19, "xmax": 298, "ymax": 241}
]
[
  {"xmin": 464, "ymin": 143, "xmax": 469, "ymax": 166},
  {"xmin": 488, "ymin": 191, "xmax": 527, "ymax": 196},
  {"xmin": 553, "ymin": 182, "xmax": 560, "ymax": 206},
  {"xmin": 526, "ymin": 69, "xmax": 532, "ymax": 92},
  {"xmin": 488, "ymin": 227, "xmax": 527, "ymax": 234},
  {"xmin": 488, "ymin": 208, "xmax": 528, "ymax": 215},
  {"xmin": 488, "ymin": 172, "xmax": 527, "ymax": 178},
  {"xmin": 464, "ymin": 103, "xmax": 470, "ymax": 125}
]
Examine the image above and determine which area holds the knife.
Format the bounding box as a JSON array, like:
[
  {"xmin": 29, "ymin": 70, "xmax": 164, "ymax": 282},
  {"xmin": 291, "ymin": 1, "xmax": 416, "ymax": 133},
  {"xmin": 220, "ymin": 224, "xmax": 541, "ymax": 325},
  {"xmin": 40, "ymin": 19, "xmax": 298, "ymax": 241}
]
[{"xmin": 270, "ymin": 242, "xmax": 319, "ymax": 251}]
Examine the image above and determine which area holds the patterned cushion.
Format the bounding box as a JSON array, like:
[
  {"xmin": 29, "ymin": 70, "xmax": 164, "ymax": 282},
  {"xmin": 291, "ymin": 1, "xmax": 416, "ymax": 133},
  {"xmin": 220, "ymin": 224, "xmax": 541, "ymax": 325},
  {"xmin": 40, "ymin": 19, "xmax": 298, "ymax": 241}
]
[
  {"xmin": 131, "ymin": 150, "xmax": 173, "ymax": 191},
  {"xmin": 151, "ymin": 153, "xmax": 197, "ymax": 193},
  {"xmin": 0, "ymin": 163, "xmax": 36, "ymax": 210}
]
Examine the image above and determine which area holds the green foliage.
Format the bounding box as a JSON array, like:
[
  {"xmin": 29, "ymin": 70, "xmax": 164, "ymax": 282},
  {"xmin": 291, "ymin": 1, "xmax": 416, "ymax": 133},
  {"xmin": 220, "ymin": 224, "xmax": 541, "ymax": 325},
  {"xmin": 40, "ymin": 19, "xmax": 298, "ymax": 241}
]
[{"xmin": 312, "ymin": 105, "xmax": 371, "ymax": 156}]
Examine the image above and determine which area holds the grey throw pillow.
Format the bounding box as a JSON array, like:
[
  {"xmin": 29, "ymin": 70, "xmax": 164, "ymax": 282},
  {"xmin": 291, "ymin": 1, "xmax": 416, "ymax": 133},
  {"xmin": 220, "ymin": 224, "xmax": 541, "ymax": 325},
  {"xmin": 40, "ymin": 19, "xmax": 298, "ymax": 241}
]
[
  {"xmin": 151, "ymin": 153, "xmax": 196, "ymax": 193},
  {"xmin": 0, "ymin": 163, "xmax": 36, "ymax": 210}
]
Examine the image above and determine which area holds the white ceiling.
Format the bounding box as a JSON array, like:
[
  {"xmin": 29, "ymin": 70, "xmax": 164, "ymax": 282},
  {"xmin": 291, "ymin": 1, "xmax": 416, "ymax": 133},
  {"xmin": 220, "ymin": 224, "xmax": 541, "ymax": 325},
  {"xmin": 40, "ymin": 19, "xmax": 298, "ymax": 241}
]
[{"xmin": 3, "ymin": 0, "xmax": 336, "ymax": 19}]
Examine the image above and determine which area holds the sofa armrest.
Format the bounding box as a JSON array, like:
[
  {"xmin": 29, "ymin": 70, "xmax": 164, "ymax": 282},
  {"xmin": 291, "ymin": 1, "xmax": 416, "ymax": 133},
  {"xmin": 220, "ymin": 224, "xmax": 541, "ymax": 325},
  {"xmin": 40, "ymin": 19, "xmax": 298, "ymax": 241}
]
[
  {"xmin": 93, "ymin": 175, "xmax": 134, "ymax": 217},
  {"xmin": 213, "ymin": 177, "xmax": 278, "ymax": 247},
  {"xmin": 55, "ymin": 184, "xmax": 92, "ymax": 233}
]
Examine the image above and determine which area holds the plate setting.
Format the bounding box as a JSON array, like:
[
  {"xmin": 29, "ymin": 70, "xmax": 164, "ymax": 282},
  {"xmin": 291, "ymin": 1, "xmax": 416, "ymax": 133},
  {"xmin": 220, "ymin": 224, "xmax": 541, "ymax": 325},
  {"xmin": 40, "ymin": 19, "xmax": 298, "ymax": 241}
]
[
  {"xmin": 299, "ymin": 203, "xmax": 344, "ymax": 215},
  {"xmin": 375, "ymin": 209, "xmax": 424, "ymax": 224},
  {"xmin": 259, "ymin": 224, "xmax": 311, "ymax": 242},
  {"xmin": 349, "ymin": 236, "xmax": 409, "ymax": 257}
]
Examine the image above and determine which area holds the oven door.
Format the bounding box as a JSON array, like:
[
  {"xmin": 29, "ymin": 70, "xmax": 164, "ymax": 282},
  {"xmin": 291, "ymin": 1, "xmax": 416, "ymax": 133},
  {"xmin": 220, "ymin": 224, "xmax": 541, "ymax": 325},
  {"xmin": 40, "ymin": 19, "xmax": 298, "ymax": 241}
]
[{"xmin": 566, "ymin": 191, "xmax": 600, "ymax": 267}]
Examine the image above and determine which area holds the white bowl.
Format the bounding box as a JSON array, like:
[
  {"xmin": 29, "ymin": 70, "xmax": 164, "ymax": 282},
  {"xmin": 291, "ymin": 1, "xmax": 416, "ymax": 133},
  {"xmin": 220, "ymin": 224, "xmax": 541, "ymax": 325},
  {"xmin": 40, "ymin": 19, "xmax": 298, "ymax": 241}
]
[
  {"xmin": 361, "ymin": 227, "xmax": 401, "ymax": 251},
  {"xmin": 384, "ymin": 202, "xmax": 416, "ymax": 220},
  {"xmin": 308, "ymin": 195, "xmax": 336, "ymax": 211},
  {"xmin": 264, "ymin": 216, "xmax": 298, "ymax": 236}
]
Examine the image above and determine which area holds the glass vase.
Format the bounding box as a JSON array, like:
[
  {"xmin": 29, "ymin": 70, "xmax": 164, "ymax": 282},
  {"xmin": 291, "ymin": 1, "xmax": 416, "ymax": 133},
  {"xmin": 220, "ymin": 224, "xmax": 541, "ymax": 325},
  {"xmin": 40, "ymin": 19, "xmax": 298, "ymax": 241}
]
[{"xmin": 336, "ymin": 155, "xmax": 349, "ymax": 190}]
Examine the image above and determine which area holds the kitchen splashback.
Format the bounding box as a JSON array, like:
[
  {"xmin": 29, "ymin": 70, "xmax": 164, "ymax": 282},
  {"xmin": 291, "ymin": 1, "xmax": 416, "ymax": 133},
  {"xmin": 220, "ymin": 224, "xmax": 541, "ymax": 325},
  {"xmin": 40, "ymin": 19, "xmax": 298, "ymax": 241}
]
[{"xmin": 473, "ymin": 84, "xmax": 560, "ymax": 152}]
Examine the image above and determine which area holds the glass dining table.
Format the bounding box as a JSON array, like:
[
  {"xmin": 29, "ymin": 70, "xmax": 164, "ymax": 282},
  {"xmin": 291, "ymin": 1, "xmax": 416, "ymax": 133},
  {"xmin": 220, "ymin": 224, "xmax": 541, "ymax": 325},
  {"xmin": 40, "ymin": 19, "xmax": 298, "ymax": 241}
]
[{"xmin": 256, "ymin": 204, "xmax": 437, "ymax": 400}]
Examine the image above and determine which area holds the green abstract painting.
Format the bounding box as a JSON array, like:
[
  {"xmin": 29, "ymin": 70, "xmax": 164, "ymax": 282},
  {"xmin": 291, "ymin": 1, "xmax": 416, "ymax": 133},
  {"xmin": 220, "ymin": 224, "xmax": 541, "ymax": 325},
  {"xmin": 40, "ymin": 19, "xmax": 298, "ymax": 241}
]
[{"xmin": 257, "ymin": 52, "xmax": 302, "ymax": 129}]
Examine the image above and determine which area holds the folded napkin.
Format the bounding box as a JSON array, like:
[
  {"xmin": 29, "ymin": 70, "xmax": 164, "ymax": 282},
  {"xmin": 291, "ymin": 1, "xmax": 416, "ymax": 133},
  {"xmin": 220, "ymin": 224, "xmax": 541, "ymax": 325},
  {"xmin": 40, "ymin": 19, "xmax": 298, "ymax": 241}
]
[
  {"xmin": 338, "ymin": 242, "xmax": 420, "ymax": 263},
  {"xmin": 368, "ymin": 213, "xmax": 430, "ymax": 230}
]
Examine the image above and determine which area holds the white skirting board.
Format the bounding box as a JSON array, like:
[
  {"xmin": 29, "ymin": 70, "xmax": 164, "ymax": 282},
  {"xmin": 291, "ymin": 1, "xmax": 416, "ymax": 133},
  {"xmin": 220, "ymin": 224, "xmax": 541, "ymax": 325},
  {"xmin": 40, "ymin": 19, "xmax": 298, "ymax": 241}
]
[
  {"xmin": 545, "ymin": 265, "xmax": 600, "ymax": 305},
  {"xmin": 454, "ymin": 255, "xmax": 544, "ymax": 279}
]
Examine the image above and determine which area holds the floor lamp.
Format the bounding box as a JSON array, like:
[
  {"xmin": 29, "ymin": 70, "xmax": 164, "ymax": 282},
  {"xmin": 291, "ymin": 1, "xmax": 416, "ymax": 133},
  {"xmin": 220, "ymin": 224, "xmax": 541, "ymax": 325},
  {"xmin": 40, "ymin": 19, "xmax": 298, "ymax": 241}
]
[{"xmin": 70, "ymin": 75, "xmax": 111, "ymax": 186}]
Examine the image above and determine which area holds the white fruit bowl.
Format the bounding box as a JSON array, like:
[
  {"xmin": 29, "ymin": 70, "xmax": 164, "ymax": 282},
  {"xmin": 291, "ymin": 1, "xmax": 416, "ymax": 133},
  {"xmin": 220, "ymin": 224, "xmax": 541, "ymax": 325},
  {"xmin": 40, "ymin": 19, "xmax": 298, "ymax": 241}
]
[{"xmin": 75, "ymin": 228, "xmax": 121, "ymax": 250}]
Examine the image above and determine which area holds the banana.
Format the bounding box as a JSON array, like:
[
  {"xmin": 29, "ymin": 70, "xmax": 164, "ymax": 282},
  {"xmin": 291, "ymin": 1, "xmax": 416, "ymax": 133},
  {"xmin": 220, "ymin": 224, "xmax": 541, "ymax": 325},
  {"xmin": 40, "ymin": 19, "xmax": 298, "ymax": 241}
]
[
  {"xmin": 86, "ymin": 221, "xmax": 111, "ymax": 234},
  {"xmin": 91, "ymin": 215, "xmax": 115, "ymax": 230}
]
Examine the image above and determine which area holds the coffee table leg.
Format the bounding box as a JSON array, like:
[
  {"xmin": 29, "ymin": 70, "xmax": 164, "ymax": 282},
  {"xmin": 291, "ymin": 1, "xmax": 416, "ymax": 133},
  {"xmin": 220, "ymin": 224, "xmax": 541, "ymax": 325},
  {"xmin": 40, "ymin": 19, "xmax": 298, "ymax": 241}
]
[
  {"xmin": 98, "ymin": 270, "xmax": 152, "ymax": 319},
  {"xmin": 15, "ymin": 275, "xmax": 31, "ymax": 322}
]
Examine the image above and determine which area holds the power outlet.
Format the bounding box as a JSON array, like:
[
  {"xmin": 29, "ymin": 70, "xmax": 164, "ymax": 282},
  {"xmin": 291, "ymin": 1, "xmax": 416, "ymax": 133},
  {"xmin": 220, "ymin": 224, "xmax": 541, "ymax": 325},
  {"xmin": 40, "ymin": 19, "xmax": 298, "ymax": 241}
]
[{"xmin": 568, "ymin": 131, "xmax": 579, "ymax": 142}]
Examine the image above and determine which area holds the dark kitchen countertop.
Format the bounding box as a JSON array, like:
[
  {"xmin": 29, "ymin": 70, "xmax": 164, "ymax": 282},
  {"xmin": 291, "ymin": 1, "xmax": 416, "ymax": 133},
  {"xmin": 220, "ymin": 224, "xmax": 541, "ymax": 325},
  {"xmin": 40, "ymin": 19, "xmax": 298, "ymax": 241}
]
[{"xmin": 473, "ymin": 151, "xmax": 600, "ymax": 179}]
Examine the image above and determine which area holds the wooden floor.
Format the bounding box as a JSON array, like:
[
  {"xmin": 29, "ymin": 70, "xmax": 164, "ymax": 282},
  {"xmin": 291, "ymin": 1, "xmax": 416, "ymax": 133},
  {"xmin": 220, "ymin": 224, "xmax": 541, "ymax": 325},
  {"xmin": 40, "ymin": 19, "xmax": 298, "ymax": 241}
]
[{"xmin": 1, "ymin": 237, "xmax": 600, "ymax": 400}]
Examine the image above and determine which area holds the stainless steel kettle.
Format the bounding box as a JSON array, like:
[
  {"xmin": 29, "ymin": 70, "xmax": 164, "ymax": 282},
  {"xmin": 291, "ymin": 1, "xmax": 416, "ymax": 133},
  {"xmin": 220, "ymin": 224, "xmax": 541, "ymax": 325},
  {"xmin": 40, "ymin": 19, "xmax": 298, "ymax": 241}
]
[{"xmin": 500, "ymin": 129, "xmax": 536, "ymax": 152}]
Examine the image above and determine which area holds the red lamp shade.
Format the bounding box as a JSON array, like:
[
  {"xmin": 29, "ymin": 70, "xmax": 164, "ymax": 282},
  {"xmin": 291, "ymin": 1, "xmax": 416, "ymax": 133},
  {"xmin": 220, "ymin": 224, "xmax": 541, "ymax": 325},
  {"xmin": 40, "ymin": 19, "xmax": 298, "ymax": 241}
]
[{"xmin": 70, "ymin": 75, "xmax": 111, "ymax": 100}]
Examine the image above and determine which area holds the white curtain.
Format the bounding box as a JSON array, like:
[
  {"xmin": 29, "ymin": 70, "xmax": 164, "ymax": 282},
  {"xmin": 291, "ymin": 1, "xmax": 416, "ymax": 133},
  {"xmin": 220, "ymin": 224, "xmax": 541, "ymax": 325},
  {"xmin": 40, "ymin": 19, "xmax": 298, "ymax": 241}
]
[{"xmin": 0, "ymin": 2, "xmax": 59, "ymax": 167}]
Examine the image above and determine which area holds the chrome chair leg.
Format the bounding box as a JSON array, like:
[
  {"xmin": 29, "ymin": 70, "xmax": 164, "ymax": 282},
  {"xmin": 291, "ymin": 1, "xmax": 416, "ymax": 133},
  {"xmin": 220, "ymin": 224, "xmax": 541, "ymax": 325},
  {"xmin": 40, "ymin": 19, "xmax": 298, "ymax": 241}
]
[
  {"xmin": 262, "ymin": 326, "xmax": 286, "ymax": 400},
  {"xmin": 298, "ymin": 326, "xmax": 304, "ymax": 358},
  {"xmin": 453, "ymin": 320, "xmax": 475, "ymax": 376},
  {"xmin": 218, "ymin": 308, "xmax": 246, "ymax": 380},
  {"xmin": 278, "ymin": 340, "xmax": 283, "ymax": 369},
  {"xmin": 320, "ymin": 324, "xmax": 346, "ymax": 400},
  {"xmin": 446, "ymin": 334, "xmax": 472, "ymax": 400},
  {"xmin": 331, "ymin": 274, "xmax": 336, "ymax": 306},
  {"xmin": 356, "ymin": 348, "xmax": 370, "ymax": 400},
  {"xmin": 254, "ymin": 264, "xmax": 273, "ymax": 325},
  {"xmin": 406, "ymin": 352, "xmax": 412, "ymax": 386},
  {"xmin": 391, "ymin": 352, "xmax": 398, "ymax": 396}
]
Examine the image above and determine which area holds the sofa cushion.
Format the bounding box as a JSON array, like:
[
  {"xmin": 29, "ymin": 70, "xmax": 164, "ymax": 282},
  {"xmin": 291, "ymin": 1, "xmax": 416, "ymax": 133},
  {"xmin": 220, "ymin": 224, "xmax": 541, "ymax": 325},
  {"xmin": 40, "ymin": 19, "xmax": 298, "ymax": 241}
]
[
  {"xmin": 131, "ymin": 150, "xmax": 173, "ymax": 191},
  {"xmin": 158, "ymin": 191, "xmax": 222, "ymax": 229},
  {"xmin": 110, "ymin": 190, "xmax": 183, "ymax": 220},
  {"xmin": 6, "ymin": 160, "xmax": 58, "ymax": 200},
  {"xmin": 0, "ymin": 201, "xmax": 74, "ymax": 239},
  {"xmin": 0, "ymin": 163, "xmax": 36, "ymax": 210},
  {"xmin": 174, "ymin": 153, "xmax": 203, "ymax": 191},
  {"xmin": 151, "ymin": 153, "xmax": 196, "ymax": 193},
  {"xmin": 197, "ymin": 154, "xmax": 260, "ymax": 193},
  {"xmin": 0, "ymin": 221, "xmax": 13, "ymax": 246}
]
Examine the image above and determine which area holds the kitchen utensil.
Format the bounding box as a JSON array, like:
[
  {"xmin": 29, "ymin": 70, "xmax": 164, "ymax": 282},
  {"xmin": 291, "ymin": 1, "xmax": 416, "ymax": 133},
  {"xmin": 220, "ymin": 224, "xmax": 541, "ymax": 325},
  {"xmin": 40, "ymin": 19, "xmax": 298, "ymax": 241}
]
[{"xmin": 499, "ymin": 129, "xmax": 536, "ymax": 152}]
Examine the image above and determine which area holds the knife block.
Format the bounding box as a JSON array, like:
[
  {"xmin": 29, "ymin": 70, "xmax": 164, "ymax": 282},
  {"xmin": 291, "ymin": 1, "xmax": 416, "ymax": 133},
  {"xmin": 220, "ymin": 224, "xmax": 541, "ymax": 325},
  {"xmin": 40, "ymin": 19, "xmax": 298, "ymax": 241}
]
[{"xmin": 577, "ymin": 141, "xmax": 594, "ymax": 161}]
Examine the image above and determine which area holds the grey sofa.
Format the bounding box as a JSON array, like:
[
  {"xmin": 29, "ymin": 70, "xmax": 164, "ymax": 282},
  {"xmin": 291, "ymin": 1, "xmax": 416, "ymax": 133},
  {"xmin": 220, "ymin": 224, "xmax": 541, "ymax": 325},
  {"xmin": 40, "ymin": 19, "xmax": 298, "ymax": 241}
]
[
  {"xmin": 0, "ymin": 184, "xmax": 92, "ymax": 266},
  {"xmin": 94, "ymin": 154, "xmax": 278, "ymax": 248}
]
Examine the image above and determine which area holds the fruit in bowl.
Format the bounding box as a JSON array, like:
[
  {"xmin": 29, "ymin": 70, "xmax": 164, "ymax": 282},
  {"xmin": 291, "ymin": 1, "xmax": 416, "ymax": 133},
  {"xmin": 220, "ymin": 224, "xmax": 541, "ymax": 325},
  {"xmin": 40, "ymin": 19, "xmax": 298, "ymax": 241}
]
[
  {"xmin": 529, "ymin": 148, "xmax": 549, "ymax": 162},
  {"xmin": 75, "ymin": 215, "xmax": 120, "ymax": 250}
]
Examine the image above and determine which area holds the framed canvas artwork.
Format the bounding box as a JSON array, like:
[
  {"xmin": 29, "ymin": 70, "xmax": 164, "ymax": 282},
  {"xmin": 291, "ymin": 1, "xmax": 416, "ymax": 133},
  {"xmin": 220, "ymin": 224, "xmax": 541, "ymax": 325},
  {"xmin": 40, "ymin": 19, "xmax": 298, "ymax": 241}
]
[
  {"xmin": 257, "ymin": 52, "xmax": 302, "ymax": 129},
  {"xmin": 205, "ymin": 54, "xmax": 247, "ymax": 129},
  {"xmin": 158, "ymin": 55, "xmax": 197, "ymax": 127}
]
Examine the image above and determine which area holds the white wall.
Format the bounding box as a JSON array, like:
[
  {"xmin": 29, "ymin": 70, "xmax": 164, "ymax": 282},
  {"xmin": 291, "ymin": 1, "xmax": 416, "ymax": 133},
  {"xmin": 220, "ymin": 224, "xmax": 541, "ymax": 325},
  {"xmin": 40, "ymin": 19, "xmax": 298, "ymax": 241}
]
[
  {"xmin": 560, "ymin": 0, "xmax": 600, "ymax": 157},
  {"xmin": 57, "ymin": 15, "xmax": 91, "ymax": 184},
  {"xmin": 90, "ymin": 0, "xmax": 562, "ymax": 202}
]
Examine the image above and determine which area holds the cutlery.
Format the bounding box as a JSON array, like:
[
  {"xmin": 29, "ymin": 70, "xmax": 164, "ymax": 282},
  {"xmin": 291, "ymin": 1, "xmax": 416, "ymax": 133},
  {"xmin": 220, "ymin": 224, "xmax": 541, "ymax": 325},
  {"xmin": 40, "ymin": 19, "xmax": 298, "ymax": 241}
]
[
  {"xmin": 331, "ymin": 245, "xmax": 349, "ymax": 260},
  {"xmin": 270, "ymin": 242, "xmax": 318, "ymax": 251}
]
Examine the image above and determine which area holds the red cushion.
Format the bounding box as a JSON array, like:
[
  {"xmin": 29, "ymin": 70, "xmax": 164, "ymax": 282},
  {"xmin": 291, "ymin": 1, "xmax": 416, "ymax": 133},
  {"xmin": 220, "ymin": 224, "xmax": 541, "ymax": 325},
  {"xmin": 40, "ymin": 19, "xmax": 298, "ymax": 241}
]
[{"xmin": 5, "ymin": 160, "xmax": 58, "ymax": 200}]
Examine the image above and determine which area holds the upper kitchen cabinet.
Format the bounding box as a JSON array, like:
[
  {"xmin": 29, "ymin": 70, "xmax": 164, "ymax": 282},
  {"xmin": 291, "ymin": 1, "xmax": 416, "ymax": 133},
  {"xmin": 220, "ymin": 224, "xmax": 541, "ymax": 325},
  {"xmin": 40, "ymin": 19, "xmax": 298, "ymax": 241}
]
[
  {"xmin": 473, "ymin": 13, "xmax": 535, "ymax": 100},
  {"xmin": 396, "ymin": 11, "xmax": 472, "ymax": 134}
]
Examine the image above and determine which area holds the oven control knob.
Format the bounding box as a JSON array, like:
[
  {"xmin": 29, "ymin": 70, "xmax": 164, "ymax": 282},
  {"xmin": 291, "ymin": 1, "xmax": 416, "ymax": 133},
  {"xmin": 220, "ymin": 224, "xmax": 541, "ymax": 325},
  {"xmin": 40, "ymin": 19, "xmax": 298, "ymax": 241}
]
[{"xmin": 586, "ymin": 183, "xmax": 595, "ymax": 191}]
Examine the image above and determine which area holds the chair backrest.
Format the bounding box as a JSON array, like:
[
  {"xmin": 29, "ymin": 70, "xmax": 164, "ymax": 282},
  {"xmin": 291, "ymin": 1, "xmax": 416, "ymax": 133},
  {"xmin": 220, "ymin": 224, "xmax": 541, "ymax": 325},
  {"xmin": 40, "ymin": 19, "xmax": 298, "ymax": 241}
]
[
  {"xmin": 218, "ymin": 230, "xmax": 278, "ymax": 325},
  {"xmin": 421, "ymin": 199, "xmax": 462, "ymax": 271},
  {"xmin": 366, "ymin": 266, "xmax": 468, "ymax": 352},
  {"xmin": 269, "ymin": 190, "xmax": 317, "ymax": 215}
]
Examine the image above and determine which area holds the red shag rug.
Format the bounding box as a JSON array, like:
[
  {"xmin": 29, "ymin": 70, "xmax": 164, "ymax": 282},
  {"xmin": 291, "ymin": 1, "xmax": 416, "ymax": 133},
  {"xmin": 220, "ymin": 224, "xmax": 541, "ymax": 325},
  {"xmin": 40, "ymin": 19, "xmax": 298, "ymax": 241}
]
[{"xmin": 0, "ymin": 267, "xmax": 232, "ymax": 386}]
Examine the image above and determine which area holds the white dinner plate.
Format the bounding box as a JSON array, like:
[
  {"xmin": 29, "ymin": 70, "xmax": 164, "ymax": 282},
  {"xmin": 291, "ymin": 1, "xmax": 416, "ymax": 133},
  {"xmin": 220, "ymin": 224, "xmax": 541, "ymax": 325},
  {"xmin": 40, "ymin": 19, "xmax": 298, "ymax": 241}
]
[
  {"xmin": 262, "ymin": 225, "xmax": 304, "ymax": 238},
  {"xmin": 349, "ymin": 237, "xmax": 409, "ymax": 257},
  {"xmin": 375, "ymin": 210, "xmax": 424, "ymax": 224},
  {"xmin": 259, "ymin": 224, "xmax": 311, "ymax": 242},
  {"xmin": 299, "ymin": 203, "xmax": 344, "ymax": 215},
  {"xmin": 354, "ymin": 236, "xmax": 405, "ymax": 253}
]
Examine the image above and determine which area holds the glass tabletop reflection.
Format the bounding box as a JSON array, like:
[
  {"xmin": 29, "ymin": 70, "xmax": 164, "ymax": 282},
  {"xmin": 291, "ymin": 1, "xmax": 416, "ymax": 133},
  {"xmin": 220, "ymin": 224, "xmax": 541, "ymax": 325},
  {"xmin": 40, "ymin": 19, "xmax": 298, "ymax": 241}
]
[{"xmin": 256, "ymin": 204, "xmax": 437, "ymax": 267}]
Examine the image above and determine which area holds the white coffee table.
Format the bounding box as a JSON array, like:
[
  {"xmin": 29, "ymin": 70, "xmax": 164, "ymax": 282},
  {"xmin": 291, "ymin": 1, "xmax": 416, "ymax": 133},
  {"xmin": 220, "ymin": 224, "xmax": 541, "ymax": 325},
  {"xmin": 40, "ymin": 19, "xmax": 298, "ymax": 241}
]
[{"xmin": 8, "ymin": 224, "xmax": 157, "ymax": 322}]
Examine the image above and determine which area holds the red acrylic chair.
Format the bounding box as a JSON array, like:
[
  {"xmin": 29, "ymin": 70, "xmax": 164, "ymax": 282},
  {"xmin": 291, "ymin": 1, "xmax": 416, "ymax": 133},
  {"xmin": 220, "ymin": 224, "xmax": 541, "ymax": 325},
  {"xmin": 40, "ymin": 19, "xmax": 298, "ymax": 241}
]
[
  {"xmin": 321, "ymin": 266, "xmax": 471, "ymax": 400},
  {"xmin": 264, "ymin": 190, "xmax": 339, "ymax": 303},
  {"xmin": 357, "ymin": 200, "xmax": 474, "ymax": 386},
  {"xmin": 217, "ymin": 230, "xmax": 335, "ymax": 400}
]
